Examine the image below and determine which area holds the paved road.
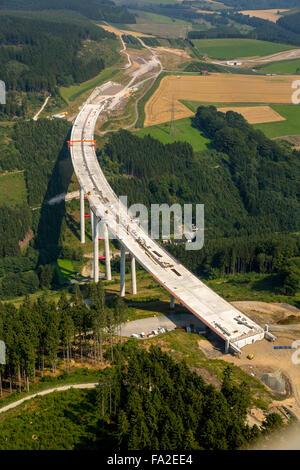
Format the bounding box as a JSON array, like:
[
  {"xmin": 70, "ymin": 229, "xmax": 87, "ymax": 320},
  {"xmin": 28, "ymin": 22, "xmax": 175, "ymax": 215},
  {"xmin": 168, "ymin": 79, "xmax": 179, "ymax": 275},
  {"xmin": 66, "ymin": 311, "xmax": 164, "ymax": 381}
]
[
  {"xmin": 120, "ymin": 313, "xmax": 206, "ymax": 337},
  {"xmin": 214, "ymin": 48, "xmax": 300, "ymax": 67},
  {"xmin": 0, "ymin": 383, "xmax": 97, "ymax": 414}
]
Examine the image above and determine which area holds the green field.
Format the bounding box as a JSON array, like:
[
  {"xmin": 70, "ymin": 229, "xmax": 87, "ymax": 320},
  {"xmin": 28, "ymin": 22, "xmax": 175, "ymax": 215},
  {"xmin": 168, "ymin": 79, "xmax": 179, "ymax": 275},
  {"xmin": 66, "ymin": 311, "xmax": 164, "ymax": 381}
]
[
  {"xmin": 60, "ymin": 66, "xmax": 118, "ymax": 103},
  {"xmin": 208, "ymin": 272, "xmax": 300, "ymax": 307},
  {"xmin": 182, "ymin": 101, "xmax": 300, "ymax": 139},
  {"xmin": 55, "ymin": 258, "xmax": 78, "ymax": 283},
  {"xmin": 131, "ymin": 0, "xmax": 177, "ymax": 3},
  {"xmin": 125, "ymin": 11, "xmax": 191, "ymax": 38},
  {"xmin": 0, "ymin": 388, "xmax": 98, "ymax": 450},
  {"xmin": 259, "ymin": 59, "xmax": 300, "ymax": 75},
  {"xmin": 135, "ymin": 117, "xmax": 210, "ymax": 151},
  {"xmin": 140, "ymin": 11, "xmax": 189, "ymax": 25},
  {"xmin": 0, "ymin": 171, "xmax": 27, "ymax": 206},
  {"xmin": 254, "ymin": 104, "xmax": 300, "ymax": 138},
  {"xmin": 192, "ymin": 39, "xmax": 293, "ymax": 60}
]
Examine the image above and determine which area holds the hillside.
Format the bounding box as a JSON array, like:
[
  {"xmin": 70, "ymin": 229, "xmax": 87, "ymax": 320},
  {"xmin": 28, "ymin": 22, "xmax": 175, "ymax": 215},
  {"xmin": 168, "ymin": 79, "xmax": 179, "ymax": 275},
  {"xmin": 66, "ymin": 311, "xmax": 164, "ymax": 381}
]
[{"xmin": 0, "ymin": 0, "xmax": 135, "ymax": 23}]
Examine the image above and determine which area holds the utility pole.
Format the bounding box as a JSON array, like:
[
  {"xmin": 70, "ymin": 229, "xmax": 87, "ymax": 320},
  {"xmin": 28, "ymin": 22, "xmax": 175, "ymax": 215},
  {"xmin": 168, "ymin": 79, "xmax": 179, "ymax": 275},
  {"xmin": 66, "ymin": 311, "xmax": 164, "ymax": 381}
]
[{"xmin": 170, "ymin": 96, "xmax": 176, "ymax": 137}]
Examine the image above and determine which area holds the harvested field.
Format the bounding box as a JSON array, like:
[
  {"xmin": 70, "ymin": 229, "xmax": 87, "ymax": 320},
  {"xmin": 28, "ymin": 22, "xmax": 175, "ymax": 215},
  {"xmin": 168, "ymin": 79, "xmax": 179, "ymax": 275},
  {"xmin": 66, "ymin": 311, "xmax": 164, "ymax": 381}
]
[
  {"xmin": 144, "ymin": 74, "xmax": 298, "ymax": 126},
  {"xmin": 217, "ymin": 105, "xmax": 285, "ymax": 124},
  {"xmin": 98, "ymin": 24, "xmax": 154, "ymax": 38},
  {"xmin": 239, "ymin": 9, "xmax": 289, "ymax": 23}
]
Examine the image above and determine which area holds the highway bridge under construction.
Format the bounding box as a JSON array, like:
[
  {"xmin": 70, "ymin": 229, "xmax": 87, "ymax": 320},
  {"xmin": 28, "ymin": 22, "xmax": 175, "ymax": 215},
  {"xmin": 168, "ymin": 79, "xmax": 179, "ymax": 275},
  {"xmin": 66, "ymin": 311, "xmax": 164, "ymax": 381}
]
[{"xmin": 70, "ymin": 94, "xmax": 275, "ymax": 355}]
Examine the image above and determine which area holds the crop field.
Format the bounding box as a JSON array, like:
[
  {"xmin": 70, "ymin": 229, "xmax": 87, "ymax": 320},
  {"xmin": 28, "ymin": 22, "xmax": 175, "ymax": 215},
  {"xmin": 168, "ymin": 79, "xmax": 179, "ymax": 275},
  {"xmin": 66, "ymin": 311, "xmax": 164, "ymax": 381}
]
[
  {"xmin": 192, "ymin": 38, "xmax": 293, "ymax": 60},
  {"xmin": 144, "ymin": 74, "xmax": 299, "ymax": 126},
  {"xmin": 0, "ymin": 171, "xmax": 27, "ymax": 207},
  {"xmin": 135, "ymin": 117, "xmax": 210, "ymax": 151},
  {"xmin": 259, "ymin": 59, "xmax": 300, "ymax": 75},
  {"xmin": 217, "ymin": 105, "xmax": 285, "ymax": 124},
  {"xmin": 238, "ymin": 9, "xmax": 289, "ymax": 23}
]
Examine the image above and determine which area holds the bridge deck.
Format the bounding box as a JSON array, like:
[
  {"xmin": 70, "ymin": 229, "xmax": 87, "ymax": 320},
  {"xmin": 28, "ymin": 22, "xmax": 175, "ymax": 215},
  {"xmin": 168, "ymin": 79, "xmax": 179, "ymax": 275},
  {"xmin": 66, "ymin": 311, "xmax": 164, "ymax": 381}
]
[{"xmin": 70, "ymin": 103, "xmax": 264, "ymax": 350}]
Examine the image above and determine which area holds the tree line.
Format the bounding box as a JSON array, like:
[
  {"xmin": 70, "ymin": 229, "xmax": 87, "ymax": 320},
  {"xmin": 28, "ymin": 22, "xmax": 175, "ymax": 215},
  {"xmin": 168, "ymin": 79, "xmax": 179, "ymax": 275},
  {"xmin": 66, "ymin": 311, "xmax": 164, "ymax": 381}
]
[
  {"xmin": 0, "ymin": 283, "xmax": 127, "ymax": 395},
  {"xmin": 169, "ymin": 235, "xmax": 300, "ymax": 295},
  {"xmin": 193, "ymin": 106, "xmax": 300, "ymax": 233},
  {"xmin": 0, "ymin": 0, "xmax": 136, "ymax": 23},
  {"xmin": 93, "ymin": 340, "xmax": 284, "ymax": 450},
  {"xmin": 101, "ymin": 122, "xmax": 300, "ymax": 238},
  {"xmin": 0, "ymin": 13, "xmax": 113, "ymax": 97},
  {"xmin": 188, "ymin": 10, "xmax": 300, "ymax": 46}
]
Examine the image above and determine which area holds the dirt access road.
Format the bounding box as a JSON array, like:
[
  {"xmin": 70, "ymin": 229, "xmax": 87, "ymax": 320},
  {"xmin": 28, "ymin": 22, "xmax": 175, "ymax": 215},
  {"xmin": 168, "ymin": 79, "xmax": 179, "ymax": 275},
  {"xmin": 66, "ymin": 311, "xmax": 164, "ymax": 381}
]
[
  {"xmin": 0, "ymin": 383, "xmax": 97, "ymax": 414},
  {"xmin": 215, "ymin": 48, "xmax": 300, "ymax": 67},
  {"xmin": 227, "ymin": 332, "xmax": 300, "ymax": 420}
]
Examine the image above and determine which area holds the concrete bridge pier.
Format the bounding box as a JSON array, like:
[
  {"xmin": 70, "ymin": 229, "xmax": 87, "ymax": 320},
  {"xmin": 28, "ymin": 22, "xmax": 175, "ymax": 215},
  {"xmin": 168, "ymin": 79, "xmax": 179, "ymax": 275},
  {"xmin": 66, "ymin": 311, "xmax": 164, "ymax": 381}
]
[
  {"xmin": 170, "ymin": 295, "xmax": 175, "ymax": 309},
  {"xmin": 131, "ymin": 255, "xmax": 137, "ymax": 295},
  {"xmin": 90, "ymin": 207, "xmax": 94, "ymax": 240},
  {"xmin": 80, "ymin": 186, "xmax": 85, "ymax": 244},
  {"xmin": 93, "ymin": 213, "xmax": 99, "ymax": 282},
  {"xmin": 120, "ymin": 244, "xmax": 126, "ymax": 297},
  {"xmin": 103, "ymin": 223, "xmax": 111, "ymax": 281}
]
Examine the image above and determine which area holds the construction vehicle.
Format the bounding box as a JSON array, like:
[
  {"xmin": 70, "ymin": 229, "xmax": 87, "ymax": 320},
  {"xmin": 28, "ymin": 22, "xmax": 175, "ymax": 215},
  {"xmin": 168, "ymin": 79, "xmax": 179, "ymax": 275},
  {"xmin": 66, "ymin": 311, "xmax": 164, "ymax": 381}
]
[{"xmin": 247, "ymin": 354, "xmax": 254, "ymax": 360}]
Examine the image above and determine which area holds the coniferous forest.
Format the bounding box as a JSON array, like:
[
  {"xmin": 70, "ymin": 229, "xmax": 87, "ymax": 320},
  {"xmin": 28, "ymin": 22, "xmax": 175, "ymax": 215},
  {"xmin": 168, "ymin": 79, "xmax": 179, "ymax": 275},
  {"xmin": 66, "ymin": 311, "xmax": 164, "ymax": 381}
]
[
  {"xmin": 0, "ymin": 15, "xmax": 114, "ymax": 94},
  {"xmin": 0, "ymin": 103, "xmax": 299, "ymax": 298},
  {"xmin": 0, "ymin": 284, "xmax": 285, "ymax": 450}
]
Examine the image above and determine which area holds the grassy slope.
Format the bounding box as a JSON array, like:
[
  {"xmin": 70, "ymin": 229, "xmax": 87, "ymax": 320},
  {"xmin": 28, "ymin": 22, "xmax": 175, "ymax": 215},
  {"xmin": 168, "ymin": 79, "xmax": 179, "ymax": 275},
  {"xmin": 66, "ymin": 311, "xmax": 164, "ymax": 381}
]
[
  {"xmin": 182, "ymin": 100, "xmax": 300, "ymax": 138},
  {"xmin": 0, "ymin": 388, "xmax": 96, "ymax": 450},
  {"xmin": 55, "ymin": 258, "xmax": 77, "ymax": 283},
  {"xmin": 147, "ymin": 330, "xmax": 275, "ymax": 408},
  {"xmin": 254, "ymin": 104, "xmax": 300, "ymax": 137},
  {"xmin": 0, "ymin": 330, "xmax": 274, "ymax": 449},
  {"xmin": 60, "ymin": 66, "xmax": 119, "ymax": 103},
  {"xmin": 134, "ymin": 117, "xmax": 210, "ymax": 151},
  {"xmin": 259, "ymin": 59, "xmax": 300, "ymax": 74},
  {"xmin": 207, "ymin": 272, "xmax": 300, "ymax": 307},
  {"xmin": 192, "ymin": 38, "xmax": 293, "ymax": 60},
  {"xmin": 0, "ymin": 171, "xmax": 27, "ymax": 206},
  {"xmin": 140, "ymin": 11, "xmax": 189, "ymax": 25}
]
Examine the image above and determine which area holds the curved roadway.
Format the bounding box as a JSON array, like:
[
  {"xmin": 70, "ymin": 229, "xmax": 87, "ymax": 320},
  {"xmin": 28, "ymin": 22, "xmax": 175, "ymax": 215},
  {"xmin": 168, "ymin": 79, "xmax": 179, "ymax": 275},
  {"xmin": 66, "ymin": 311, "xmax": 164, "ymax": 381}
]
[{"xmin": 70, "ymin": 44, "xmax": 264, "ymax": 353}]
